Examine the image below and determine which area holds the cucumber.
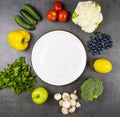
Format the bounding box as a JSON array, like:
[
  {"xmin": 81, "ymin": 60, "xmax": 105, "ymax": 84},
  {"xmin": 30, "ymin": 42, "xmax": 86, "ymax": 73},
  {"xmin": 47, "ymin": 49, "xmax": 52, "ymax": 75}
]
[
  {"xmin": 23, "ymin": 3, "xmax": 42, "ymax": 21},
  {"xmin": 20, "ymin": 9, "xmax": 37, "ymax": 25},
  {"xmin": 14, "ymin": 15, "xmax": 35, "ymax": 30}
]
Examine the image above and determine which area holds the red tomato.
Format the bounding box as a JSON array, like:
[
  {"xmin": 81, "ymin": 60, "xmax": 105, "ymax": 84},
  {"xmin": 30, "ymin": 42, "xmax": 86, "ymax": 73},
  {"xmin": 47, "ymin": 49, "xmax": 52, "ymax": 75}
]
[
  {"xmin": 46, "ymin": 9, "xmax": 57, "ymax": 22},
  {"xmin": 54, "ymin": 1, "xmax": 63, "ymax": 12},
  {"xmin": 58, "ymin": 10, "xmax": 68, "ymax": 22}
]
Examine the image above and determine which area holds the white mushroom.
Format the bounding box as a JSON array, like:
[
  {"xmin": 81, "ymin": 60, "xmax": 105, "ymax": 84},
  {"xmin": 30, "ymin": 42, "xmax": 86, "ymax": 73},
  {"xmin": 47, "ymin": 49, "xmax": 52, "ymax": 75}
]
[
  {"xmin": 62, "ymin": 100, "xmax": 71, "ymax": 109},
  {"xmin": 61, "ymin": 107, "xmax": 69, "ymax": 115},
  {"xmin": 54, "ymin": 93, "xmax": 62, "ymax": 101},
  {"xmin": 70, "ymin": 99, "xmax": 77, "ymax": 106},
  {"xmin": 62, "ymin": 92, "xmax": 70, "ymax": 101},
  {"xmin": 54, "ymin": 90, "xmax": 80, "ymax": 115},
  {"xmin": 70, "ymin": 93, "xmax": 78, "ymax": 100},
  {"xmin": 59, "ymin": 100, "xmax": 64, "ymax": 107},
  {"xmin": 76, "ymin": 102, "xmax": 81, "ymax": 108},
  {"xmin": 69, "ymin": 106, "xmax": 76, "ymax": 113}
]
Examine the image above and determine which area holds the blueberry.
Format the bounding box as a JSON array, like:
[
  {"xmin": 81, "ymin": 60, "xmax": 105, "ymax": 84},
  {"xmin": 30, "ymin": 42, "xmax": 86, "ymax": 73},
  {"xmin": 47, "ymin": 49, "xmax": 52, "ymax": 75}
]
[
  {"xmin": 90, "ymin": 36, "xmax": 95, "ymax": 40},
  {"xmin": 93, "ymin": 49, "xmax": 97, "ymax": 52},
  {"xmin": 100, "ymin": 48, "xmax": 104, "ymax": 51},
  {"xmin": 87, "ymin": 41, "xmax": 91, "ymax": 45},
  {"xmin": 102, "ymin": 39, "xmax": 106, "ymax": 41},
  {"xmin": 92, "ymin": 39, "xmax": 97, "ymax": 43},
  {"xmin": 101, "ymin": 42, "xmax": 105, "ymax": 45},
  {"xmin": 107, "ymin": 35, "xmax": 111, "ymax": 39},
  {"xmin": 95, "ymin": 37, "xmax": 100, "ymax": 41},
  {"xmin": 106, "ymin": 40, "xmax": 110, "ymax": 43},
  {"xmin": 95, "ymin": 51, "xmax": 99, "ymax": 55},
  {"xmin": 98, "ymin": 51, "xmax": 101, "ymax": 55},
  {"xmin": 88, "ymin": 45, "xmax": 92, "ymax": 49},
  {"xmin": 92, "ymin": 43, "xmax": 96, "ymax": 46},
  {"xmin": 98, "ymin": 36, "xmax": 102, "ymax": 39},
  {"xmin": 97, "ymin": 47, "xmax": 101, "ymax": 50},
  {"xmin": 95, "ymin": 32, "xmax": 102, "ymax": 36},
  {"xmin": 105, "ymin": 46, "xmax": 109, "ymax": 49},
  {"xmin": 91, "ymin": 47, "xmax": 95, "ymax": 50},
  {"xmin": 110, "ymin": 41, "xmax": 113, "ymax": 44},
  {"xmin": 102, "ymin": 33, "xmax": 107, "ymax": 37},
  {"xmin": 92, "ymin": 52, "xmax": 97, "ymax": 55},
  {"xmin": 90, "ymin": 50, "xmax": 94, "ymax": 54},
  {"xmin": 88, "ymin": 32, "xmax": 112, "ymax": 56},
  {"xmin": 98, "ymin": 41, "xmax": 101, "ymax": 44}
]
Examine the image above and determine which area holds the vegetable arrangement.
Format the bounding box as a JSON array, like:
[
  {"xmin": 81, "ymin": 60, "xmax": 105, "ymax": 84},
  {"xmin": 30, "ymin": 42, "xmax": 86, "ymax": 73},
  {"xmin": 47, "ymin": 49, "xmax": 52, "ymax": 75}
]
[
  {"xmin": 14, "ymin": 15, "xmax": 35, "ymax": 30},
  {"xmin": 1, "ymin": 0, "xmax": 114, "ymax": 115},
  {"xmin": 72, "ymin": 1, "xmax": 103, "ymax": 33},
  {"xmin": 32, "ymin": 87, "xmax": 48, "ymax": 104},
  {"xmin": 46, "ymin": 1, "xmax": 69, "ymax": 22},
  {"xmin": 8, "ymin": 30, "xmax": 31, "ymax": 50},
  {"xmin": 20, "ymin": 10, "xmax": 37, "ymax": 25},
  {"xmin": 94, "ymin": 58, "xmax": 112, "ymax": 74},
  {"xmin": 23, "ymin": 3, "xmax": 41, "ymax": 21},
  {"xmin": 14, "ymin": 3, "xmax": 42, "ymax": 30},
  {"xmin": 80, "ymin": 78, "xmax": 104, "ymax": 102},
  {"xmin": 0, "ymin": 57, "xmax": 37, "ymax": 94},
  {"xmin": 88, "ymin": 32, "xmax": 113, "ymax": 55},
  {"xmin": 54, "ymin": 90, "xmax": 81, "ymax": 115}
]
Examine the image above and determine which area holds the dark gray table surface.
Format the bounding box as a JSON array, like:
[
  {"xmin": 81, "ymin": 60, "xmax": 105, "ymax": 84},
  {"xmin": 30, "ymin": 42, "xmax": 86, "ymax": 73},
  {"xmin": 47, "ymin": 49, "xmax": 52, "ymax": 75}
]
[{"xmin": 0, "ymin": 0, "xmax": 120, "ymax": 117}]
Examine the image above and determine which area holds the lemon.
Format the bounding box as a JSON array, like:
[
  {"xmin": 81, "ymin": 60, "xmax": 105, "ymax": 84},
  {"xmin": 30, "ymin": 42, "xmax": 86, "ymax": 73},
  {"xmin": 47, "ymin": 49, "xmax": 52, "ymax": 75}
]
[{"xmin": 93, "ymin": 58, "xmax": 112, "ymax": 74}]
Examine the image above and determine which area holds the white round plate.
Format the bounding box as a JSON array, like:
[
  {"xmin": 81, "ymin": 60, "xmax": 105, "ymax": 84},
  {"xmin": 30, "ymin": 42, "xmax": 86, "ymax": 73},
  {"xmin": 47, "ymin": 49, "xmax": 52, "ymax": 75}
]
[{"xmin": 31, "ymin": 30, "xmax": 87, "ymax": 86}]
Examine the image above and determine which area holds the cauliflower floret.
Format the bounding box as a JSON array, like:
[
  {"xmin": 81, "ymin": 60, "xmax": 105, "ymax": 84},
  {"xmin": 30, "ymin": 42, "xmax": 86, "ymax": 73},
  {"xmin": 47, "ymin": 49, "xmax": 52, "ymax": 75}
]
[
  {"xmin": 81, "ymin": 24, "xmax": 97, "ymax": 33},
  {"xmin": 72, "ymin": 1, "xmax": 103, "ymax": 33}
]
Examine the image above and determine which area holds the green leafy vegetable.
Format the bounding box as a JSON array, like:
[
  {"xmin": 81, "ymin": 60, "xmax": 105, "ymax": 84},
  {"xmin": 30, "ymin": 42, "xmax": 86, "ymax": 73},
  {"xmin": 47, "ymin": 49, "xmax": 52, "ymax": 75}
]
[
  {"xmin": 80, "ymin": 78, "xmax": 104, "ymax": 102},
  {"xmin": 0, "ymin": 57, "xmax": 37, "ymax": 94},
  {"xmin": 94, "ymin": 1, "xmax": 100, "ymax": 8},
  {"xmin": 72, "ymin": 11, "xmax": 78, "ymax": 19}
]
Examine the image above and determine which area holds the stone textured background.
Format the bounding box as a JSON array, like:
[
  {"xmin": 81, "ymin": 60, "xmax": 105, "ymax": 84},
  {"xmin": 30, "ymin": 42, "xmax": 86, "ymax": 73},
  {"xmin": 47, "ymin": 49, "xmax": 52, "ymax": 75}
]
[{"xmin": 0, "ymin": 0, "xmax": 120, "ymax": 117}]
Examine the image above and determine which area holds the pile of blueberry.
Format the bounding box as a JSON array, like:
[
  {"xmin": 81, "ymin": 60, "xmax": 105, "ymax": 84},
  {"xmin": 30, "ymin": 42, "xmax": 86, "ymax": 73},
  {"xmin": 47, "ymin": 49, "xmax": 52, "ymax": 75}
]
[{"xmin": 87, "ymin": 32, "xmax": 113, "ymax": 55}]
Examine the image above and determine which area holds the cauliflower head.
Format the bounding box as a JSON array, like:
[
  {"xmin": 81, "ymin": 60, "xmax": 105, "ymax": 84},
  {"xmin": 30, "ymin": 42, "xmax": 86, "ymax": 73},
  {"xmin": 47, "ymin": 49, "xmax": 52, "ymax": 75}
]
[{"xmin": 72, "ymin": 1, "xmax": 103, "ymax": 33}]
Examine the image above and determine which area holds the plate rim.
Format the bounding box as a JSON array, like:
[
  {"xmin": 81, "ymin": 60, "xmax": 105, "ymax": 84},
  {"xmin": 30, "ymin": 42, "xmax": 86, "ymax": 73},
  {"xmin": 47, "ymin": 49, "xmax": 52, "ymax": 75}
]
[{"xmin": 31, "ymin": 29, "xmax": 87, "ymax": 86}]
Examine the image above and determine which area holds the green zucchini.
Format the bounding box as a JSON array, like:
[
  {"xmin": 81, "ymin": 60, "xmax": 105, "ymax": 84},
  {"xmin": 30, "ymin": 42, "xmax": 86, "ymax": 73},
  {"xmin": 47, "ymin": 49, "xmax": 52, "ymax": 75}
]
[
  {"xmin": 14, "ymin": 15, "xmax": 35, "ymax": 30},
  {"xmin": 23, "ymin": 3, "xmax": 42, "ymax": 21},
  {"xmin": 20, "ymin": 9, "xmax": 37, "ymax": 25}
]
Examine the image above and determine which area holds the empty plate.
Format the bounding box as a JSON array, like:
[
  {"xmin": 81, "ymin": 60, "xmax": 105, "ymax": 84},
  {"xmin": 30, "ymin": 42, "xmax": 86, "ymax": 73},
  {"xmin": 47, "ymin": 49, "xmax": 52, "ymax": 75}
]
[{"xmin": 31, "ymin": 30, "xmax": 87, "ymax": 86}]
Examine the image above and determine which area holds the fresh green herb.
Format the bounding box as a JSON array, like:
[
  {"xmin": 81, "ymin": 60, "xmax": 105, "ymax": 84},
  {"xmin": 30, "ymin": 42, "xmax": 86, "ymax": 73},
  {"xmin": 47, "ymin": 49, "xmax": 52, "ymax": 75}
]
[
  {"xmin": 0, "ymin": 57, "xmax": 37, "ymax": 94},
  {"xmin": 80, "ymin": 78, "xmax": 104, "ymax": 102}
]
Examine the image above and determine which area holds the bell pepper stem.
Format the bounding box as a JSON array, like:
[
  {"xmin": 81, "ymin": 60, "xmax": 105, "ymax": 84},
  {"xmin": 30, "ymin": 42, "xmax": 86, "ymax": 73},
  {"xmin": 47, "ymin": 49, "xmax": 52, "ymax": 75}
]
[{"xmin": 22, "ymin": 38, "xmax": 29, "ymax": 44}]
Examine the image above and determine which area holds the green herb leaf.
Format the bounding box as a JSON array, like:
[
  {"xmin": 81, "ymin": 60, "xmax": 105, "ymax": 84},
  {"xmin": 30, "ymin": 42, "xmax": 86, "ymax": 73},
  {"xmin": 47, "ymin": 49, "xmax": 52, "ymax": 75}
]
[{"xmin": 0, "ymin": 57, "xmax": 37, "ymax": 94}]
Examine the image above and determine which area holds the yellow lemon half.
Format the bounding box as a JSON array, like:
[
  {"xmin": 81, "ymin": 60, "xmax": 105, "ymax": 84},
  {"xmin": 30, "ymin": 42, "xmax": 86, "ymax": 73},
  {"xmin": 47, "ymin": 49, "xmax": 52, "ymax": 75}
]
[{"xmin": 93, "ymin": 58, "xmax": 112, "ymax": 74}]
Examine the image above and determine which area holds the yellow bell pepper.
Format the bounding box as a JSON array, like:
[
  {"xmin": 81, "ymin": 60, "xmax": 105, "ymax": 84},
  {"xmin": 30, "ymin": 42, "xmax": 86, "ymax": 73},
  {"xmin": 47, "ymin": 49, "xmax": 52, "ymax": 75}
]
[{"xmin": 8, "ymin": 30, "xmax": 31, "ymax": 51}]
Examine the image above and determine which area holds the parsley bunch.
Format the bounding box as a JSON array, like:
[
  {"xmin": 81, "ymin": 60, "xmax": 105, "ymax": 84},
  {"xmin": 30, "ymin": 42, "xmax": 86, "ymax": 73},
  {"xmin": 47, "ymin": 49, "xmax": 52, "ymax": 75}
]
[{"xmin": 0, "ymin": 57, "xmax": 37, "ymax": 94}]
